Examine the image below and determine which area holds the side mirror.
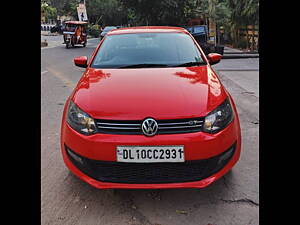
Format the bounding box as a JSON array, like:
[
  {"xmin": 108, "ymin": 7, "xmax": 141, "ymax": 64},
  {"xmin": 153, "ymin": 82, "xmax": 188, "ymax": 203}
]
[
  {"xmin": 74, "ymin": 56, "xmax": 88, "ymax": 68},
  {"xmin": 207, "ymin": 53, "xmax": 222, "ymax": 65}
]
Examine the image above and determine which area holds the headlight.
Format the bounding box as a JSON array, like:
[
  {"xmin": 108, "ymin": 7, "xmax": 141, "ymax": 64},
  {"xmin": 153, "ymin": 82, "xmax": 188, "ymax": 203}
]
[
  {"xmin": 66, "ymin": 101, "xmax": 97, "ymax": 135},
  {"xmin": 203, "ymin": 98, "xmax": 234, "ymax": 134}
]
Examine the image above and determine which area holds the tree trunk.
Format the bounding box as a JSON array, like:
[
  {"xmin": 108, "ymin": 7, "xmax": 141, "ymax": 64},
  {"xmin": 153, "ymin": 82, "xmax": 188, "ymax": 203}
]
[
  {"xmin": 245, "ymin": 25, "xmax": 249, "ymax": 50},
  {"xmin": 233, "ymin": 27, "xmax": 238, "ymax": 48},
  {"xmin": 251, "ymin": 25, "xmax": 255, "ymax": 51},
  {"xmin": 237, "ymin": 28, "xmax": 240, "ymax": 48}
]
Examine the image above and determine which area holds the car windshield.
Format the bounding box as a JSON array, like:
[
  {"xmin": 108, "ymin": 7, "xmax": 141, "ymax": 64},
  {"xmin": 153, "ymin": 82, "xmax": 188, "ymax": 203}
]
[
  {"xmin": 65, "ymin": 24, "xmax": 77, "ymax": 32},
  {"xmin": 91, "ymin": 32, "xmax": 206, "ymax": 68},
  {"xmin": 193, "ymin": 26, "xmax": 206, "ymax": 34}
]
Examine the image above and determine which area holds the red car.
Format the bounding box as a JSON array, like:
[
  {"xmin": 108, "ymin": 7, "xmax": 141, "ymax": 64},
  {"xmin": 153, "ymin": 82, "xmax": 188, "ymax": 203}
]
[{"xmin": 60, "ymin": 26, "xmax": 241, "ymax": 189}]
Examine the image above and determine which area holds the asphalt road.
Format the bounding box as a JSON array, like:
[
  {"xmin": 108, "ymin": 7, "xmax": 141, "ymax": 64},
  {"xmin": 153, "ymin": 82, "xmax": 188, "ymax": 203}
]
[{"xmin": 41, "ymin": 37, "xmax": 259, "ymax": 225}]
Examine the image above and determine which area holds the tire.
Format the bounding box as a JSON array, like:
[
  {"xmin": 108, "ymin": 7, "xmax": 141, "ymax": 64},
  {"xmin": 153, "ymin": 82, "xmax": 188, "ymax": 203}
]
[{"xmin": 66, "ymin": 42, "xmax": 69, "ymax": 49}]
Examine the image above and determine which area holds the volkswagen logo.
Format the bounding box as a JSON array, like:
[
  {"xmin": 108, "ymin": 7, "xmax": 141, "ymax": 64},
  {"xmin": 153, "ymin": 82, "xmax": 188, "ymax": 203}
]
[{"xmin": 142, "ymin": 118, "xmax": 158, "ymax": 136}]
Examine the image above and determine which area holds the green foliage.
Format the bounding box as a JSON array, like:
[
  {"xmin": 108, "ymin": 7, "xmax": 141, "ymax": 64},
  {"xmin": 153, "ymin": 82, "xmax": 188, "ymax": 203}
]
[
  {"xmin": 242, "ymin": 0, "xmax": 259, "ymax": 25},
  {"xmin": 119, "ymin": 0, "xmax": 195, "ymax": 26},
  {"xmin": 41, "ymin": 2, "xmax": 58, "ymax": 22},
  {"xmin": 45, "ymin": 0, "xmax": 258, "ymax": 27},
  {"xmin": 215, "ymin": 1, "xmax": 231, "ymax": 25},
  {"xmin": 46, "ymin": 0, "xmax": 77, "ymax": 17},
  {"xmin": 61, "ymin": 0, "xmax": 78, "ymax": 18},
  {"xmin": 88, "ymin": 24, "xmax": 101, "ymax": 37},
  {"xmin": 226, "ymin": 0, "xmax": 259, "ymax": 48},
  {"xmin": 43, "ymin": 0, "xmax": 258, "ymax": 49},
  {"xmin": 85, "ymin": 0, "xmax": 128, "ymax": 26}
]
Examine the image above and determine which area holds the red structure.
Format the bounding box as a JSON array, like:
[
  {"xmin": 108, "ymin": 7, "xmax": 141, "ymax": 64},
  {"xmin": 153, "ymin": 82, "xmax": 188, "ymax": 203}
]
[{"xmin": 187, "ymin": 18, "xmax": 206, "ymax": 26}]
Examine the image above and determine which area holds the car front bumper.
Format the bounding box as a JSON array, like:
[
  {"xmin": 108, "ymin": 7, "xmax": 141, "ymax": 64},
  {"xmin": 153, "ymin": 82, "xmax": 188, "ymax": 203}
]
[{"xmin": 60, "ymin": 113, "xmax": 241, "ymax": 189}]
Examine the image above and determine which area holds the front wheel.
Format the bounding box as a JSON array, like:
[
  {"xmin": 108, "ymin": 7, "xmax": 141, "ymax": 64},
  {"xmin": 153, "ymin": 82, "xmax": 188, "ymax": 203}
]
[{"xmin": 65, "ymin": 42, "xmax": 69, "ymax": 49}]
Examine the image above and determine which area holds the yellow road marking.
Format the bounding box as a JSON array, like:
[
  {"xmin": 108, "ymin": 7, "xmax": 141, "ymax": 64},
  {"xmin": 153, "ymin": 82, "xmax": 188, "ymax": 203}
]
[{"xmin": 45, "ymin": 67, "xmax": 76, "ymax": 88}]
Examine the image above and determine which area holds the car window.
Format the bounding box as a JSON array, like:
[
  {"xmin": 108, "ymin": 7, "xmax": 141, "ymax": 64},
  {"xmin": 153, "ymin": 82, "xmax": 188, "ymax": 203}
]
[
  {"xmin": 104, "ymin": 26, "xmax": 116, "ymax": 32},
  {"xmin": 91, "ymin": 32, "xmax": 206, "ymax": 68},
  {"xmin": 186, "ymin": 27, "xmax": 193, "ymax": 33},
  {"xmin": 193, "ymin": 26, "xmax": 206, "ymax": 34}
]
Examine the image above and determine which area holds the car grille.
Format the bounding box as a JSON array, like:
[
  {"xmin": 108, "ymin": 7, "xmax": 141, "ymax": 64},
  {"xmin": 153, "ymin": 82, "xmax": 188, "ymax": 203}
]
[
  {"xmin": 65, "ymin": 142, "xmax": 236, "ymax": 184},
  {"xmin": 94, "ymin": 118, "xmax": 205, "ymax": 135}
]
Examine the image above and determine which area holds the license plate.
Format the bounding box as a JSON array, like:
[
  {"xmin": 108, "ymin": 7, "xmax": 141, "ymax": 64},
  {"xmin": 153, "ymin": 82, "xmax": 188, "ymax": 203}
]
[{"xmin": 116, "ymin": 146, "xmax": 184, "ymax": 163}]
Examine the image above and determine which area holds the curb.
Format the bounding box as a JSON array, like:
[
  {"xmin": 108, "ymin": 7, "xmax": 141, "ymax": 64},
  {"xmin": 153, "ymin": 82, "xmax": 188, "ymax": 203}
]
[
  {"xmin": 224, "ymin": 51, "xmax": 259, "ymax": 55},
  {"xmin": 224, "ymin": 51, "xmax": 259, "ymax": 54},
  {"xmin": 222, "ymin": 54, "xmax": 259, "ymax": 59},
  {"xmin": 41, "ymin": 38, "xmax": 100, "ymax": 50}
]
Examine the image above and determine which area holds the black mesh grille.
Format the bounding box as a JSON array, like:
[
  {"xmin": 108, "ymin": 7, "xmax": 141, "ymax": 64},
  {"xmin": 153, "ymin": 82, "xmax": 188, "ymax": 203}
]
[
  {"xmin": 94, "ymin": 118, "xmax": 204, "ymax": 135},
  {"xmin": 65, "ymin": 142, "xmax": 236, "ymax": 184}
]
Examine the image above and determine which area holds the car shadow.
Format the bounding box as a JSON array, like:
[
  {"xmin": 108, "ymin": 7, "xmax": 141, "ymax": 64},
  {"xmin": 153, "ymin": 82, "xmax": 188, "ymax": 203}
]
[{"xmin": 63, "ymin": 169, "xmax": 238, "ymax": 214}]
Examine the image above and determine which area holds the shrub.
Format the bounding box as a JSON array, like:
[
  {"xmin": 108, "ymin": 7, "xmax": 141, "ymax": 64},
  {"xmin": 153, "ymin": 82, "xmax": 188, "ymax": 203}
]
[
  {"xmin": 237, "ymin": 37, "xmax": 248, "ymax": 49},
  {"xmin": 88, "ymin": 24, "xmax": 101, "ymax": 38}
]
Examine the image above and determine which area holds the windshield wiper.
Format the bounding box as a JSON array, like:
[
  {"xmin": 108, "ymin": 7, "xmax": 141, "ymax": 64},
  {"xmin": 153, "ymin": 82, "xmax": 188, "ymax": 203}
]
[
  {"xmin": 118, "ymin": 63, "xmax": 170, "ymax": 68},
  {"xmin": 173, "ymin": 61, "xmax": 207, "ymax": 67}
]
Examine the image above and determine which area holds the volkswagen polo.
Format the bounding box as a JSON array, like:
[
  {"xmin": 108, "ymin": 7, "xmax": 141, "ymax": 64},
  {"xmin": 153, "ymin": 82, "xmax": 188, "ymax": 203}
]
[{"xmin": 60, "ymin": 26, "xmax": 241, "ymax": 189}]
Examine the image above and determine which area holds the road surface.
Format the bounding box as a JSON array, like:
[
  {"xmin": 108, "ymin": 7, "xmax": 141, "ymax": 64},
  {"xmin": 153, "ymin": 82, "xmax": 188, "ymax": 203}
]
[{"xmin": 41, "ymin": 37, "xmax": 259, "ymax": 225}]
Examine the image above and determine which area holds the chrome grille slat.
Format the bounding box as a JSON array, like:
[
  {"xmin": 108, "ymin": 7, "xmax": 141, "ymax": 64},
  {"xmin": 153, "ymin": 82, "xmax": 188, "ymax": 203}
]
[
  {"xmin": 158, "ymin": 121, "xmax": 203, "ymax": 126},
  {"xmin": 97, "ymin": 126, "xmax": 140, "ymax": 130},
  {"xmin": 96, "ymin": 122, "xmax": 139, "ymax": 126},
  {"xmin": 95, "ymin": 118, "xmax": 204, "ymax": 135},
  {"xmin": 159, "ymin": 125, "xmax": 202, "ymax": 129}
]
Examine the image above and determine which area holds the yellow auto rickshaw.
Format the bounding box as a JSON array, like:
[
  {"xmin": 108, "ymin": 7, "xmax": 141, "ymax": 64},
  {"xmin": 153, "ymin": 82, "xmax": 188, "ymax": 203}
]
[{"xmin": 63, "ymin": 21, "xmax": 88, "ymax": 48}]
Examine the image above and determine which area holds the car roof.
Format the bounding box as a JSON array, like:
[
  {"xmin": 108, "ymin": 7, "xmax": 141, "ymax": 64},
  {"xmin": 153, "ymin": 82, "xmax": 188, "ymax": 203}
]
[
  {"xmin": 107, "ymin": 26, "xmax": 189, "ymax": 36},
  {"xmin": 103, "ymin": 26, "xmax": 117, "ymax": 31}
]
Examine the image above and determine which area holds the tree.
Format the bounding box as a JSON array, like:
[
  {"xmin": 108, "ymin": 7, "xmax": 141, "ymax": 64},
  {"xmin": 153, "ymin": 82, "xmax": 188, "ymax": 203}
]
[
  {"xmin": 86, "ymin": 0, "xmax": 128, "ymax": 25},
  {"xmin": 61, "ymin": 0, "xmax": 78, "ymax": 18},
  {"xmin": 119, "ymin": 0, "xmax": 198, "ymax": 26},
  {"xmin": 45, "ymin": 0, "xmax": 72, "ymax": 16},
  {"xmin": 41, "ymin": 2, "xmax": 58, "ymax": 23},
  {"xmin": 242, "ymin": 0, "xmax": 259, "ymax": 50},
  {"xmin": 42, "ymin": 0, "xmax": 258, "ymax": 49},
  {"xmin": 225, "ymin": 0, "xmax": 259, "ymax": 49}
]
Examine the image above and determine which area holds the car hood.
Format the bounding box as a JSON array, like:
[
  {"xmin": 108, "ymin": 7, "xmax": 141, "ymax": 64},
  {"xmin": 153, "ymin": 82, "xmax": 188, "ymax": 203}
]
[{"xmin": 72, "ymin": 66, "xmax": 227, "ymax": 120}]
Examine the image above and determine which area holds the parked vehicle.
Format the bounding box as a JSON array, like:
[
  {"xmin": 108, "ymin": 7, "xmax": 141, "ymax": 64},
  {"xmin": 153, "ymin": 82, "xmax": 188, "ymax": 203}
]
[
  {"xmin": 60, "ymin": 26, "xmax": 241, "ymax": 189},
  {"xmin": 63, "ymin": 21, "xmax": 88, "ymax": 48},
  {"xmin": 99, "ymin": 26, "xmax": 117, "ymax": 39},
  {"xmin": 50, "ymin": 24, "xmax": 64, "ymax": 34},
  {"xmin": 185, "ymin": 25, "xmax": 224, "ymax": 55}
]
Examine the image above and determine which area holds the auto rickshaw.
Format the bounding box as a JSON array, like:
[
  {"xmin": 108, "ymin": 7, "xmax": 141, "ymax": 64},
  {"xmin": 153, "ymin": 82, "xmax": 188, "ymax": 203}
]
[{"xmin": 63, "ymin": 21, "xmax": 88, "ymax": 49}]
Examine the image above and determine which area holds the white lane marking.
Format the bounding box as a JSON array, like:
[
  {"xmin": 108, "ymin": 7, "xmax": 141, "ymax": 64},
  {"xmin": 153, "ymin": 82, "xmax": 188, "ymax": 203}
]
[{"xmin": 41, "ymin": 71, "xmax": 48, "ymax": 75}]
